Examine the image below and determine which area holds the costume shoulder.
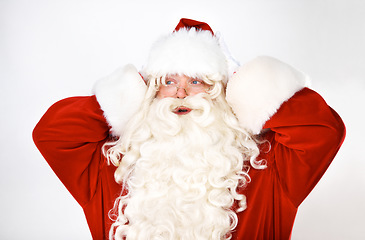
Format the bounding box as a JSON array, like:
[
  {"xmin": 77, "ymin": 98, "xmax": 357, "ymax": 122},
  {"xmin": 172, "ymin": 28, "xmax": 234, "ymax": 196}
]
[{"xmin": 226, "ymin": 56, "xmax": 310, "ymax": 134}]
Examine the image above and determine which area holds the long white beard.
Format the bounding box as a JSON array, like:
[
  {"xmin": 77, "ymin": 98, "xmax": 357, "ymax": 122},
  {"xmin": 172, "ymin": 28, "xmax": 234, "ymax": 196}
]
[{"xmin": 110, "ymin": 94, "xmax": 253, "ymax": 240}]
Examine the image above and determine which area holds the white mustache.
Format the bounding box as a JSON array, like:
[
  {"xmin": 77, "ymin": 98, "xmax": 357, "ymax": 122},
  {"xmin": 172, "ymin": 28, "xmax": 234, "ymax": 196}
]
[
  {"xmin": 155, "ymin": 94, "xmax": 212, "ymax": 121},
  {"xmin": 146, "ymin": 94, "xmax": 216, "ymax": 138}
]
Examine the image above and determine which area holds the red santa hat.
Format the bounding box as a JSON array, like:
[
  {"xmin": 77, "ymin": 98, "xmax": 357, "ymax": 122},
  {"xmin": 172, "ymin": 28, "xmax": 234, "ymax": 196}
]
[{"xmin": 141, "ymin": 18, "xmax": 237, "ymax": 83}]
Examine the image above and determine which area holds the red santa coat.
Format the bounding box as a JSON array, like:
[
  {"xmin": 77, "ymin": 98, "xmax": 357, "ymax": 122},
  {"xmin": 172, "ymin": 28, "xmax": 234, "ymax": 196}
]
[
  {"xmin": 33, "ymin": 87, "xmax": 345, "ymax": 240},
  {"xmin": 33, "ymin": 57, "xmax": 345, "ymax": 239}
]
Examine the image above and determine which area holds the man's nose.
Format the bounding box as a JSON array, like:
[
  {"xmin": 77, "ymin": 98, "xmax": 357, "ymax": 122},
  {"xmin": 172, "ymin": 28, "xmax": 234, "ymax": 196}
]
[{"xmin": 176, "ymin": 87, "xmax": 188, "ymax": 99}]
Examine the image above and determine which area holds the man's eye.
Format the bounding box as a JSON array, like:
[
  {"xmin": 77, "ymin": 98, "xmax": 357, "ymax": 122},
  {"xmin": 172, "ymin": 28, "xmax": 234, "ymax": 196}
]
[
  {"xmin": 165, "ymin": 79, "xmax": 176, "ymax": 85},
  {"xmin": 191, "ymin": 80, "xmax": 203, "ymax": 85}
]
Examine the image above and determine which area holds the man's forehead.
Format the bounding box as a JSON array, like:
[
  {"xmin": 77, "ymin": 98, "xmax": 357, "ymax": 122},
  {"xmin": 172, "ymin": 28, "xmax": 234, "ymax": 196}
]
[{"xmin": 165, "ymin": 74, "xmax": 202, "ymax": 80}]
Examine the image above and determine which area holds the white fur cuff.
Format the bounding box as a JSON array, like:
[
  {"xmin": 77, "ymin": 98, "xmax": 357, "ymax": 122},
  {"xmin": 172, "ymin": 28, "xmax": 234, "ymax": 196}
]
[
  {"xmin": 226, "ymin": 56, "xmax": 310, "ymax": 134},
  {"xmin": 93, "ymin": 64, "xmax": 147, "ymax": 137}
]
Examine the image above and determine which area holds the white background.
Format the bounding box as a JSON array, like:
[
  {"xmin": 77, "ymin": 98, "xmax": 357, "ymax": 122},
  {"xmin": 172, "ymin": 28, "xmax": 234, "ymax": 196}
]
[{"xmin": 1, "ymin": 0, "xmax": 364, "ymax": 239}]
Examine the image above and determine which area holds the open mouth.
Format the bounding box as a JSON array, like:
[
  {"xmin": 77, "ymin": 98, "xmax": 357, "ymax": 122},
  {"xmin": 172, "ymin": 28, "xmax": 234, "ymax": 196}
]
[{"xmin": 173, "ymin": 106, "xmax": 192, "ymax": 115}]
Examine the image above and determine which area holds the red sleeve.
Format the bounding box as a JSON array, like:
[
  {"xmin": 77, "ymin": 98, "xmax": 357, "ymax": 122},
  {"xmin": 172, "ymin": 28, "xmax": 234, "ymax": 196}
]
[
  {"xmin": 263, "ymin": 88, "xmax": 346, "ymax": 207},
  {"xmin": 33, "ymin": 95, "xmax": 111, "ymax": 207}
]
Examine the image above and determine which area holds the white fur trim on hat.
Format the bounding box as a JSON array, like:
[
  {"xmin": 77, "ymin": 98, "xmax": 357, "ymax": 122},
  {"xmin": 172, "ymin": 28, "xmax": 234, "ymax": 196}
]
[
  {"xmin": 226, "ymin": 56, "xmax": 310, "ymax": 134},
  {"xmin": 93, "ymin": 64, "xmax": 147, "ymax": 137},
  {"xmin": 142, "ymin": 28, "xmax": 229, "ymax": 81}
]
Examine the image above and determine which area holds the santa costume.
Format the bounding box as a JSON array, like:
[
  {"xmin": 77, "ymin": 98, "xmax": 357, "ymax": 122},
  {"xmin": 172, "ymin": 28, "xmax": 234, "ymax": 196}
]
[{"xmin": 33, "ymin": 18, "xmax": 345, "ymax": 239}]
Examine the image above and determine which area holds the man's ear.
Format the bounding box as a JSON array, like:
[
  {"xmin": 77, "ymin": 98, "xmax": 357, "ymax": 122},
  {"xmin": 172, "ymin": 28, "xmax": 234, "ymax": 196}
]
[{"xmin": 93, "ymin": 64, "xmax": 147, "ymax": 137}]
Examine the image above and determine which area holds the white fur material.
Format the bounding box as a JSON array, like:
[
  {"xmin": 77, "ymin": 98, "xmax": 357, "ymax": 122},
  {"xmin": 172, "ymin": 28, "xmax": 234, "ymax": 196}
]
[
  {"xmin": 142, "ymin": 28, "xmax": 229, "ymax": 81},
  {"xmin": 226, "ymin": 56, "xmax": 310, "ymax": 135},
  {"xmin": 93, "ymin": 64, "xmax": 147, "ymax": 137},
  {"xmin": 216, "ymin": 32, "xmax": 241, "ymax": 78}
]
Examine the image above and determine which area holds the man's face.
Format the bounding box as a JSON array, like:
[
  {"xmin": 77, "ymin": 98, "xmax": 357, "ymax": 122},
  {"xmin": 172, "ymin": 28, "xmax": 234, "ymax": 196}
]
[{"xmin": 155, "ymin": 74, "xmax": 210, "ymax": 115}]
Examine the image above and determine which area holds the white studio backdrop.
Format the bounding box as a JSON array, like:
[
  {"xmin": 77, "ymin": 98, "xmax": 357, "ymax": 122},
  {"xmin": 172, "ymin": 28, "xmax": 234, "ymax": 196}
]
[{"xmin": 1, "ymin": 0, "xmax": 364, "ymax": 239}]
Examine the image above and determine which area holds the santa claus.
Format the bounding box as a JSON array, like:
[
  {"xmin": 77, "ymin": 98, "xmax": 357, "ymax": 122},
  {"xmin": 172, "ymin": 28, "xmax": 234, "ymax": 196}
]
[{"xmin": 33, "ymin": 19, "xmax": 345, "ymax": 239}]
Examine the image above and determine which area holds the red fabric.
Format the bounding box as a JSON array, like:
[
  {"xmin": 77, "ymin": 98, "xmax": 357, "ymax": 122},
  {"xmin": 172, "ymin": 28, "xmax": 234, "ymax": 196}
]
[
  {"xmin": 33, "ymin": 88, "xmax": 345, "ymax": 240},
  {"xmin": 174, "ymin": 18, "xmax": 214, "ymax": 35},
  {"xmin": 33, "ymin": 96, "xmax": 120, "ymax": 239},
  {"xmin": 232, "ymin": 88, "xmax": 345, "ymax": 239}
]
